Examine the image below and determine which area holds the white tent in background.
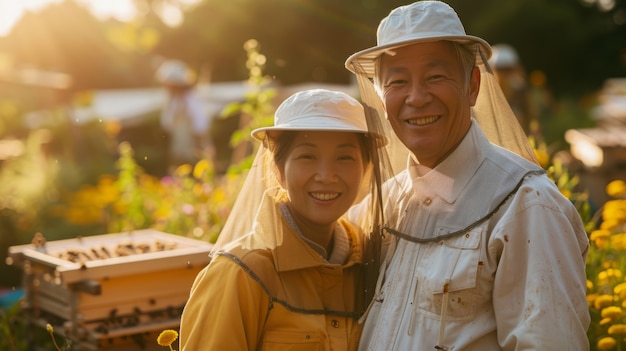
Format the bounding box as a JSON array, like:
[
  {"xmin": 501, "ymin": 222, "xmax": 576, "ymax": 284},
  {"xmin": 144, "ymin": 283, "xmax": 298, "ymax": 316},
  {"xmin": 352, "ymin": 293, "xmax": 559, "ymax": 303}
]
[{"xmin": 69, "ymin": 81, "xmax": 266, "ymax": 128}]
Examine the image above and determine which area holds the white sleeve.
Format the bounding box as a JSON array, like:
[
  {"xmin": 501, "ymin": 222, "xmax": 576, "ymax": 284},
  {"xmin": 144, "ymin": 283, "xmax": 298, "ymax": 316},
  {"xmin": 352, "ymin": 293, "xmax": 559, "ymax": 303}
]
[{"xmin": 492, "ymin": 184, "xmax": 590, "ymax": 350}]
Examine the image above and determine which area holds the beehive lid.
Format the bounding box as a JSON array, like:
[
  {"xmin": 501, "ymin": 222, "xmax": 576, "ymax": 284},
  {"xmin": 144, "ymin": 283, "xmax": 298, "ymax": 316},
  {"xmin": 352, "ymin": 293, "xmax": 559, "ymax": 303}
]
[{"xmin": 8, "ymin": 229, "xmax": 213, "ymax": 284}]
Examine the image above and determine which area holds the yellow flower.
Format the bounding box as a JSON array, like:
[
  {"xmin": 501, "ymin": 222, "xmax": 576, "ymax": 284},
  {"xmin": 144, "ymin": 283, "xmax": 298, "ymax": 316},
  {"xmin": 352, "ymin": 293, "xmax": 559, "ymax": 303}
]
[
  {"xmin": 599, "ymin": 269, "xmax": 623, "ymax": 285},
  {"xmin": 157, "ymin": 329, "xmax": 178, "ymax": 350},
  {"xmin": 609, "ymin": 324, "xmax": 626, "ymax": 334},
  {"xmin": 46, "ymin": 323, "xmax": 63, "ymax": 351},
  {"xmin": 601, "ymin": 219, "xmax": 621, "ymax": 232},
  {"xmin": 175, "ymin": 164, "xmax": 192, "ymax": 177},
  {"xmin": 602, "ymin": 306, "xmax": 623, "ymax": 321},
  {"xmin": 611, "ymin": 233, "xmax": 626, "ymax": 250},
  {"xmin": 597, "ymin": 336, "xmax": 617, "ymax": 350},
  {"xmin": 588, "ymin": 293, "xmax": 600, "ymax": 307},
  {"xmin": 534, "ymin": 149, "xmax": 550, "ymax": 169},
  {"xmin": 591, "ymin": 229, "xmax": 612, "ymax": 241},
  {"xmin": 595, "ymin": 294, "xmax": 615, "ymax": 309},
  {"xmin": 607, "ymin": 180, "xmax": 626, "ymax": 198},
  {"xmin": 603, "ymin": 200, "xmax": 626, "ymax": 222},
  {"xmin": 603, "ymin": 260, "xmax": 619, "ymax": 270},
  {"xmin": 154, "ymin": 206, "xmax": 170, "ymax": 220},
  {"xmin": 600, "ymin": 317, "xmax": 613, "ymax": 325},
  {"xmin": 587, "ymin": 279, "xmax": 594, "ymax": 290},
  {"xmin": 615, "ymin": 283, "xmax": 626, "ymax": 299},
  {"xmin": 560, "ymin": 189, "xmax": 572, "ymax": 199},
  {"xmin": 592, "ymin": 229, "xmax": 612, "ymax": 248},
  {"xmin": 193, "ymin": 159, "xmax": 210, "ymax": 179}
]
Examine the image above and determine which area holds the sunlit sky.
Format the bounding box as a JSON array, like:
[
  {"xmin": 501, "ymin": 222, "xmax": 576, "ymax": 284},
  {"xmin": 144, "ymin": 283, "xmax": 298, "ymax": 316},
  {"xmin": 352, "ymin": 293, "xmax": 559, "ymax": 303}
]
[{"xmin": 0, "ymin": 0, "xmax": 200, "ymax": 37}]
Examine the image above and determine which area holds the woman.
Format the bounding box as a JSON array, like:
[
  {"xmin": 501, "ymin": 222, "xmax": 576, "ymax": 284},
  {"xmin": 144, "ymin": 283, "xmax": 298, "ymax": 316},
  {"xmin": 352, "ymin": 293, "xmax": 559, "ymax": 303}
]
[{"xmin": 179, "ymin": 89, "xmax": 389, "ymax": 350}]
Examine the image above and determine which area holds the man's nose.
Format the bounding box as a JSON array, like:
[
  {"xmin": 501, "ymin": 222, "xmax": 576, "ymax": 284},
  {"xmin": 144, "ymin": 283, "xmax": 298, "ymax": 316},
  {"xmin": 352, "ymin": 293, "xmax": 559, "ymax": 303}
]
[{"xmin": 405, "ymin": 80, "xmax": 432, "ymax": 106}]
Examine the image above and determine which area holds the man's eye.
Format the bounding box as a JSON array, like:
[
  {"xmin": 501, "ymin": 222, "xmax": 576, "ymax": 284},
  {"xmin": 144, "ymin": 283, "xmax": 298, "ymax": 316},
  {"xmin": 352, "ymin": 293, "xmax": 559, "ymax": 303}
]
[{"xmin": 384, "ymin": 79, "xmax": 406, "ymax": 87}]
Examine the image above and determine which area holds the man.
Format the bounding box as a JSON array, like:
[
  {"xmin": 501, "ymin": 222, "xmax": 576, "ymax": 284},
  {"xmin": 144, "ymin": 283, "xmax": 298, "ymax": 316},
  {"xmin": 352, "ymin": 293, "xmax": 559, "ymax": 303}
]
[{"xmin": 345, "ymin": 1, "xmax": 590, "ymax": 350}]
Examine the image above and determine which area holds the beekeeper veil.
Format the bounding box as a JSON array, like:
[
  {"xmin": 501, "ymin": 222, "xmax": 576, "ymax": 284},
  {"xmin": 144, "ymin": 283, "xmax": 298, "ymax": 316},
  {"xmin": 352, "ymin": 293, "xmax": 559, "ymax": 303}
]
[{"xmin": 211, "ymin": 88, "xmax": 395, "ymax": 316}]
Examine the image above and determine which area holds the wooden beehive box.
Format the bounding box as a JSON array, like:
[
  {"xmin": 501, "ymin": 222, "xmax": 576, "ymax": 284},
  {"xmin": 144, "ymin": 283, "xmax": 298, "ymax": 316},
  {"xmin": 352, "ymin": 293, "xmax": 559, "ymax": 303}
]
[{"xmin": 8, "ymin": 229, "xmax": 213, "ymax": 350}]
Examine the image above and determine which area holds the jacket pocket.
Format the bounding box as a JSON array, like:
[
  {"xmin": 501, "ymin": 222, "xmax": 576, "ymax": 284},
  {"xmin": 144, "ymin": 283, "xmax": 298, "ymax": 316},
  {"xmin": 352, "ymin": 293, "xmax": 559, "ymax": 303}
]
[
  {"xmin": 261, "ymin": 330, "xmax": 322, "ymax": 351},
  {"xmin": 416, "ymin": 226, "xmax": 482, "ymax": 321}
]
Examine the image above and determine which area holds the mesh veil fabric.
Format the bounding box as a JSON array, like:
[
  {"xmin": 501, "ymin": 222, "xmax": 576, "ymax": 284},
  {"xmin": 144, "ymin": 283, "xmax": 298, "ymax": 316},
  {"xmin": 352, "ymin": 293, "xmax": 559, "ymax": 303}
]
[
  {"xmin": 348, "ymin": 47, "xmax": 539, "ymax": 168},
  {"xmin": 212, "ymin": 144, "xmax": 278, "ymax": 252},
  {"xmin": 211, "ymin": 111, "xmax": 394, "ymax": 253},
  {"xmin": 473, "ymin": 55, "xmax": 539, "ymax": 165},
  {"xmin": 210, "ymin": 89, "xmax": 397, "ymax": 315},
  {"xmin": 351, "ymin": 63, "xmax": 411, "ymax": 178}
]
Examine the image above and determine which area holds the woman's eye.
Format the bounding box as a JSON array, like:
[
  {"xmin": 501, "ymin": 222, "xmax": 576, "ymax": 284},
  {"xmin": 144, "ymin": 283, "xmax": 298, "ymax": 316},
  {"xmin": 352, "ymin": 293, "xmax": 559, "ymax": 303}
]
[
  {"xmin": 297, "ymin": 154, "xmax": 315, "ymax": 160},
  {"xmin": 339, "ymin": 152, "xmax": 360, "ymax": 161}
]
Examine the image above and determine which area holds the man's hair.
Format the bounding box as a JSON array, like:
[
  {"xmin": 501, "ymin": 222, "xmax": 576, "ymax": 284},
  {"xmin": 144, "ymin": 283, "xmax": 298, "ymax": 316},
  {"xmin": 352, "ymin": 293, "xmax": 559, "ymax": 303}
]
[
  {"xmin": 454, "ymin": 41, "xmax": 478, "ymax": 87},
  {"xmin": 372, "ymin": 40, "xmax": 478, "ymax": 96}
]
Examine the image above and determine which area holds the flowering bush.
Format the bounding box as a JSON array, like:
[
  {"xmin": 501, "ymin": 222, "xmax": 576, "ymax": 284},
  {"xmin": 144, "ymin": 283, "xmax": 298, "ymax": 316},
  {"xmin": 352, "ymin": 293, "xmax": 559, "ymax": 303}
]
[
  {"xmin": 58, "ymin": 39, "xmax": 274, "ymax": 244},
  {"xmin": 586, "ymin": 179, "xmax": 626, "ymax": 350},
  {"xmin": 59, "ymin": 141, "xmax": 243, "ymax": 242}
]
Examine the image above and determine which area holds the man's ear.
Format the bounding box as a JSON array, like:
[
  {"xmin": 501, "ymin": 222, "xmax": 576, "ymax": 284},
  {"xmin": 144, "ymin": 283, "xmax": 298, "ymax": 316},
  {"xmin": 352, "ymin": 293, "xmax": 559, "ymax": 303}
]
[{"xmin": 469, "ymin": 66, "xmax": 481, "ymax": 107}]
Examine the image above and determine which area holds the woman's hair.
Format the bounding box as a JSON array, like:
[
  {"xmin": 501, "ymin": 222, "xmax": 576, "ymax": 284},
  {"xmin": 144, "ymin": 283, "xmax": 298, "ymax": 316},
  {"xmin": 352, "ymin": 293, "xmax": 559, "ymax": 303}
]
[{"xmin": 265, "ymin": 131, "xmax": 376, "ymax": 169}]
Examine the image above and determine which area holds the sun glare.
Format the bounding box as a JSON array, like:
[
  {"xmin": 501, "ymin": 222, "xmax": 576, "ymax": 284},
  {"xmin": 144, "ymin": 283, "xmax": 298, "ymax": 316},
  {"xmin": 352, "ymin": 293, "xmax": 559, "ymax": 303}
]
[
  {"xmin": 0, "ymin": 0, "xmax": 138, "ymax": 37},
  {"xmin": 78, "ymin": 0, "xmax": 137, "ymax": 21},
  {"xmin": 0, "ymin": 0, "xmax": 61, "ymax": 36}
]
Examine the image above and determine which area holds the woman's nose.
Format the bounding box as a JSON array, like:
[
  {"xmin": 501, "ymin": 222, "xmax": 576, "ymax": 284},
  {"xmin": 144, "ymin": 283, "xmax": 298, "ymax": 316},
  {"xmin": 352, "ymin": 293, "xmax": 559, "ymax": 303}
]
[{"xmin": 314, "ymin": 161, "xmax": 338, "ymax": 182}]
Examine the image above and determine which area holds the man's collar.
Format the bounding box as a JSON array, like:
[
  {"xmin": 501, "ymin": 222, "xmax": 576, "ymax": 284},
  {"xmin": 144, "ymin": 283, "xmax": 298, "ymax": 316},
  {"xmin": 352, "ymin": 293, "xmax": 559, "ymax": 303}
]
[{"xmin": 408, "ymin": 119, "xmax": 488, "ymax": 203}]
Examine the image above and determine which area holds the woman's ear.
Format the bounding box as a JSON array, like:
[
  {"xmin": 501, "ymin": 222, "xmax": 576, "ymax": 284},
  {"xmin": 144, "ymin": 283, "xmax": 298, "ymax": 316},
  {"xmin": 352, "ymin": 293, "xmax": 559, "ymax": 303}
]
[{"xmin": 277, "ymin": 165, "xmax": 286, "ymax": 188}]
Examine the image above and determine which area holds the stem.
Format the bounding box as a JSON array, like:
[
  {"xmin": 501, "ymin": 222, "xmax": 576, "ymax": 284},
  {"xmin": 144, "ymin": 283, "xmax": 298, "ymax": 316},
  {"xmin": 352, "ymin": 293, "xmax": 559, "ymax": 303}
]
[{"xmin": 49, "ymin": 332, "xmax": 62, "ymax": 351}]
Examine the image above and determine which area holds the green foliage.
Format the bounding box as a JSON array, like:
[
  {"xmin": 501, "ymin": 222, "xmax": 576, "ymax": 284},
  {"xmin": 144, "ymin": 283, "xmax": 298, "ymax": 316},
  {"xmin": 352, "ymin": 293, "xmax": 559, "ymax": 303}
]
[
  {"xmin": 0, "ymin": 302, "xmax": 27, "ymax": 351},
  {"xmin": 221, "ymin": 39, "xmax": 276, "ymax": 154},
  {"xmin": 55, "ymin": 39, "xmax": 277, "ymax": 243},
  {"xmin": 0, "ymin": 38, "xmax": 278, "ymax": 350},
  {"xmin": 0, "ymin": 100, "xmax": 23, "ymax": 137}
]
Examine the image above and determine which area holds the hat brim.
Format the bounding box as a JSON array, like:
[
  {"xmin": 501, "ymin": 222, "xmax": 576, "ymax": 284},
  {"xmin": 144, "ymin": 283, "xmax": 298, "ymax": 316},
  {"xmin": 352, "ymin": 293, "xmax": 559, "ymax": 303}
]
[
  {"xmin": 345, "ymin": 35, "xmax": 492, "ymax": 78},
  {"xmin": 252, "ymin": 125, "xmax": 368, "ymax": 141},
  {"xmin": 251, "ymin": 126, "xmax": 387, "ymax": 147}
]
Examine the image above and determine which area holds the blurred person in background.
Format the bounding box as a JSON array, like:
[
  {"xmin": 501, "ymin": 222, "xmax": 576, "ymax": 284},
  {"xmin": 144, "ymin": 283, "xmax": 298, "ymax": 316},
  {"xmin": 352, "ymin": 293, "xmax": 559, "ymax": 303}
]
[
  {"xmin": 489, "ymin": 43, "xmax": 536, "ymax": 136},
  {"xmin": 156, "ymin": 59, "xmax": 213, "ymax": 168}
]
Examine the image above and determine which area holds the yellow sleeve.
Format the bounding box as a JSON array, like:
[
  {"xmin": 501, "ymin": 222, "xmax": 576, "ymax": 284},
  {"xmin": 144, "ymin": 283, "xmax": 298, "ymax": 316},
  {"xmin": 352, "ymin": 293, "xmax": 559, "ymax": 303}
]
[{"xmin": 180, "ymin": 255, "xmax": 271, "ymax": 350}]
